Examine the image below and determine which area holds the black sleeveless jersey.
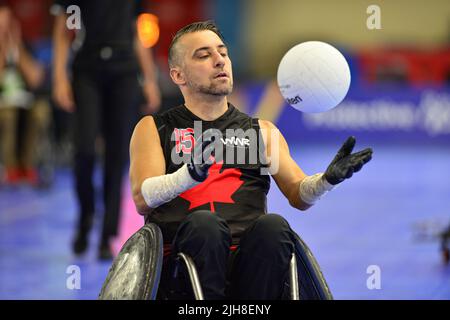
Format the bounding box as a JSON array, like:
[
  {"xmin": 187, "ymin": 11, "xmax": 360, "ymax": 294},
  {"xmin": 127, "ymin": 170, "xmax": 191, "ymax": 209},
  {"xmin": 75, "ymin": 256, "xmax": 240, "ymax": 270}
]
[{"xmin": 146, "ymin": 103, "xmax": 271, "ymax": 245}]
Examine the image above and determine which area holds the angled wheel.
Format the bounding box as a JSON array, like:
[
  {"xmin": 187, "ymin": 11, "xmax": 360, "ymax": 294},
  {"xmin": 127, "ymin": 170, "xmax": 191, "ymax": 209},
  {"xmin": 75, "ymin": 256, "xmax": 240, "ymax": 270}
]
[
  {"xmin": 292, "ymin": 233, "xmax": 333, "ymax": 300},
  {"xmin": 443, "ymin": 248, "xmax": 450, "ymax": 265},
  {"xmin": 98, "ymin": 223, "xmax": 163, "ymax": 300}
]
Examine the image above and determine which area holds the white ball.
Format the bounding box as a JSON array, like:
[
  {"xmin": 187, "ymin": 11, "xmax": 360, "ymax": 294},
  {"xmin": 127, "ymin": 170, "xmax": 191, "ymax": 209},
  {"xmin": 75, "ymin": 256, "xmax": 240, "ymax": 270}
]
[{"xmin": 277, "ymin": 41, "xmax": 351, "ymax": 113}]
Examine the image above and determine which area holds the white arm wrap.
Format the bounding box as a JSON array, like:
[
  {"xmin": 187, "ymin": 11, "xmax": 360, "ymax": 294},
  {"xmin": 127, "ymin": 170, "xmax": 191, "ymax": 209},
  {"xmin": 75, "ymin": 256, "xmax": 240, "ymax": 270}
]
[
  {"xmin": 299, "ymin": 173, "xmax": 335, "ymax": 205},
  {"xmin": 141, "ymin": 164, "xmax": 200, "ymax": 209}
]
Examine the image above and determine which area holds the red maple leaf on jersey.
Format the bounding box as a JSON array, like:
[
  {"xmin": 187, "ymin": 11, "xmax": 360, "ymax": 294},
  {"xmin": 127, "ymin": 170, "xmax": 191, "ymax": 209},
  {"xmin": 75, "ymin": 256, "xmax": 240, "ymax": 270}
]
[{"xmin": 180, "ymin": 162, "xmax": 244, "ymax": 212}]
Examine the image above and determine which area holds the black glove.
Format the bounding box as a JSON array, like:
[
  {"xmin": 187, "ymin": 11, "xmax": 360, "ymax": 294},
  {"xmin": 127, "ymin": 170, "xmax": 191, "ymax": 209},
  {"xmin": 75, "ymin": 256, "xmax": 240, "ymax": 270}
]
[
  {"xmin": 187, "ymin": 134, "xmax": 216, "ymax": 182},
  {"xmin": 324, "ymin": 136, "xmax": 373, "ymax": 185}
]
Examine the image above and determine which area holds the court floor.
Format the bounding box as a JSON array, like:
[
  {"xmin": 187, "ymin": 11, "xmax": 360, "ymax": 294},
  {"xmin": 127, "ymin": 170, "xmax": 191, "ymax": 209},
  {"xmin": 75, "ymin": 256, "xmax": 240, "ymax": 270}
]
[{"xmin": 1, "ymin": 142, "xmax": 449, "ymax": 299}]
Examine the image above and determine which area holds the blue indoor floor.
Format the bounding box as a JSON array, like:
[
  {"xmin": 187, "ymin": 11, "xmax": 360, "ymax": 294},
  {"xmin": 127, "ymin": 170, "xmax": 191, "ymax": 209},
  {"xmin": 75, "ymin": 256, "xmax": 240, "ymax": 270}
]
[{"xmin": 1, "ymin": 142, "xmax": 449, "ymax": 299}]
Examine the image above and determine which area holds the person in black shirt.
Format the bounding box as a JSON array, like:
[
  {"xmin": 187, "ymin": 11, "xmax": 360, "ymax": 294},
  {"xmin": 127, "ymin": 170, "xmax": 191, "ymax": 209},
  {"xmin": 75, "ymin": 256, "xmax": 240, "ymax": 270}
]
[
  {"xmin": 129, "ymin": 21, "xmax": 372, "ymax": 299},
  {"xmin": 51, "ymin": 0, "xmax": 161, "ymax": 260}
]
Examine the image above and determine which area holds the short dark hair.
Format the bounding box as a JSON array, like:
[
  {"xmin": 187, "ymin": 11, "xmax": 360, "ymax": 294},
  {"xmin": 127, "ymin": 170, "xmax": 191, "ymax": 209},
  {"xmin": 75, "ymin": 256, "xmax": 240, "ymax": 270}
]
[{"xmin": 168, "ymin": 20, "xmax": 225, "ymax": 68}]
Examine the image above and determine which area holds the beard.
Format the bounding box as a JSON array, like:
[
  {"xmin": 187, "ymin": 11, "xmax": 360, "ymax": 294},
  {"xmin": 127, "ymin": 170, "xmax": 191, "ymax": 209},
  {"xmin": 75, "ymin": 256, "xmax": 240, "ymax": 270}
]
[{"xmin": 187, "ymin": 77, "xmax": 233, "ymax": 96}]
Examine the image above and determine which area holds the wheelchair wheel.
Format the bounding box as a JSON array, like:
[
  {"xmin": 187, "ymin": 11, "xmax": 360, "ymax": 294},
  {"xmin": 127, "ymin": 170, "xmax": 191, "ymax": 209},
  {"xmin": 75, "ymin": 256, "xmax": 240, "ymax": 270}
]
[
  {"xmin": 98, "ymin": 223, "xmax": 163, "ymax": 300},
  {"xmin": 440, "ymin": 226, "xmax": 450, "ymax": 265},
  {"xmin": 292, "ymin": 233, "xmax": 333, "ymax": 300},
  {"xmin": 443, "ymin": 248, "xmax": 450, "ymax": 265}
]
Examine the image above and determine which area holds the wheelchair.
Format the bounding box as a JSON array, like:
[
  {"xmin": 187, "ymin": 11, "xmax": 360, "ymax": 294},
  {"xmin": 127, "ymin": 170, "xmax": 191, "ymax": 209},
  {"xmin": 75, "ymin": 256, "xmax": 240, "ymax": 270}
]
[
  {"xmin": 98, "ymin": 223, "xmax": 333, "ymax": 300},
  {"xmin": 441, "ymin": 224, "xmax": 450, "ymax": 264}
]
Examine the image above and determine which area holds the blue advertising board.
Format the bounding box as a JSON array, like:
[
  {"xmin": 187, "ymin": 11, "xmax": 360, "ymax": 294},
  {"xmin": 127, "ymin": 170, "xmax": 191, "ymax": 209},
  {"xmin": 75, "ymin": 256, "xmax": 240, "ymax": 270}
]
[{"xmin": 241, "ymin": 82, "xmax": 450, "ymax": 145}]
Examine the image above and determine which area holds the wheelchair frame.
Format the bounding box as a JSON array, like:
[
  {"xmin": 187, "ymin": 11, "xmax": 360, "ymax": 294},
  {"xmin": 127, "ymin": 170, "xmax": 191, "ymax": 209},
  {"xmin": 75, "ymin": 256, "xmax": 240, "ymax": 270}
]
[{"xmin": 99, "ymin": 223, "xmax": 333, "ymax": 300}]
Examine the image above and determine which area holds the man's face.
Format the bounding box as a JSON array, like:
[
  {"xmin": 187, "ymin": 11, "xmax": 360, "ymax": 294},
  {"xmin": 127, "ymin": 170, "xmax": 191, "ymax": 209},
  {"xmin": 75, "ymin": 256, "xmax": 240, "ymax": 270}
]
[{"xmin": 175, "ymin": 30, "xmax": 233, "ymax": 96}]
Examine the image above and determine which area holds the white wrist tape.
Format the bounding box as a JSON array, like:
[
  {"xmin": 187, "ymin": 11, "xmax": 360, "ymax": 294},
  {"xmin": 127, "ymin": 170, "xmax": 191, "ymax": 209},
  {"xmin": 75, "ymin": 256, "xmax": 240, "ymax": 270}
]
[
  {"xmin": 299, "ymin": 173, "xmax": 335, "ymax": 205},
  {"xmin": 141, "ymin": 164, "xmax": 200, "ymax": 209}
]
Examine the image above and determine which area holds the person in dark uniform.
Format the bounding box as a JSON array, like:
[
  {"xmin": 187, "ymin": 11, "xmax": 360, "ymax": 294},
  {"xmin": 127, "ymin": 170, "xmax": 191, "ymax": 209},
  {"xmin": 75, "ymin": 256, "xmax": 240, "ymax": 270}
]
[
  {"xmin": 51, "ymin": 0, "xmax": 161, "ymax": 260},
  {"xmin": 129, "ymin": 21, "xmax": 372, "ymax": 299}
]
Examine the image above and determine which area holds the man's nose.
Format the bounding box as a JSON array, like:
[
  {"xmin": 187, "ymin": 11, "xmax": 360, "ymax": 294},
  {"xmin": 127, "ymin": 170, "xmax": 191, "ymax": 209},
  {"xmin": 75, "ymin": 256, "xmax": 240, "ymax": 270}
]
[{"xmin": 214, "ymin": 52, "xmax": 225, "ymax": 68}]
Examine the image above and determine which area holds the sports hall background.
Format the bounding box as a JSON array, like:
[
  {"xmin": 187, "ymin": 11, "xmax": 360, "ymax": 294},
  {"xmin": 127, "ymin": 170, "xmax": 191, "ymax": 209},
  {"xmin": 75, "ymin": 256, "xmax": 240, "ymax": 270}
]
[{"xmin": 1, "ymin": 0, "xmax": 449, "ymax": 299}]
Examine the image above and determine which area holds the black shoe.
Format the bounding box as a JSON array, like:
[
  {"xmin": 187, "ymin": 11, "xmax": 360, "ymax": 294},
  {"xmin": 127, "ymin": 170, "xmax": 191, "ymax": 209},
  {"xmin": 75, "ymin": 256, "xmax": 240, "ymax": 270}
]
[
  {"xmin": 73, "ymin": 214, "xmax": 93, "ymax": 255},
  {"xmin": 98, "ymin": 243, "xmax": 113, "ymax": 261},
  {"xmin": 72, "ymin": 231, "xmax": 89, "ymax": 255}
]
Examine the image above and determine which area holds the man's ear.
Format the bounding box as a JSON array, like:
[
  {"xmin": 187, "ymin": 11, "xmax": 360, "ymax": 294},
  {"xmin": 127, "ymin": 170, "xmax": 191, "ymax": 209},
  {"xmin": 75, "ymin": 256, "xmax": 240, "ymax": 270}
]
[{"xmin": 169, "ymin": 67, "xmax": 186, "ymax": 86}]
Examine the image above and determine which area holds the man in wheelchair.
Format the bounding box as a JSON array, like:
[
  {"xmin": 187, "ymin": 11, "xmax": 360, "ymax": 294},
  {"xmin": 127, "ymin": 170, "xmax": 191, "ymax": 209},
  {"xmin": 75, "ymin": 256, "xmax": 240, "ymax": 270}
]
[{"xmin": 100, "ymin": 21, "xmax": 372, "ymax": 300}]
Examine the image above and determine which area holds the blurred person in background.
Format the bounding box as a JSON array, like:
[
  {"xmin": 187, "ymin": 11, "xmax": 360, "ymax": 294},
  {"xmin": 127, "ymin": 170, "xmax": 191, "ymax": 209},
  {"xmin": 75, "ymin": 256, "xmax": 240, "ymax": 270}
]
[
  {"xmin": 0, "ymin": 3, "xmax": 47, "ymax": 187},
  {"xmin": 51, "ymin": 0, "xmax": 161, "ymax": 260}
]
